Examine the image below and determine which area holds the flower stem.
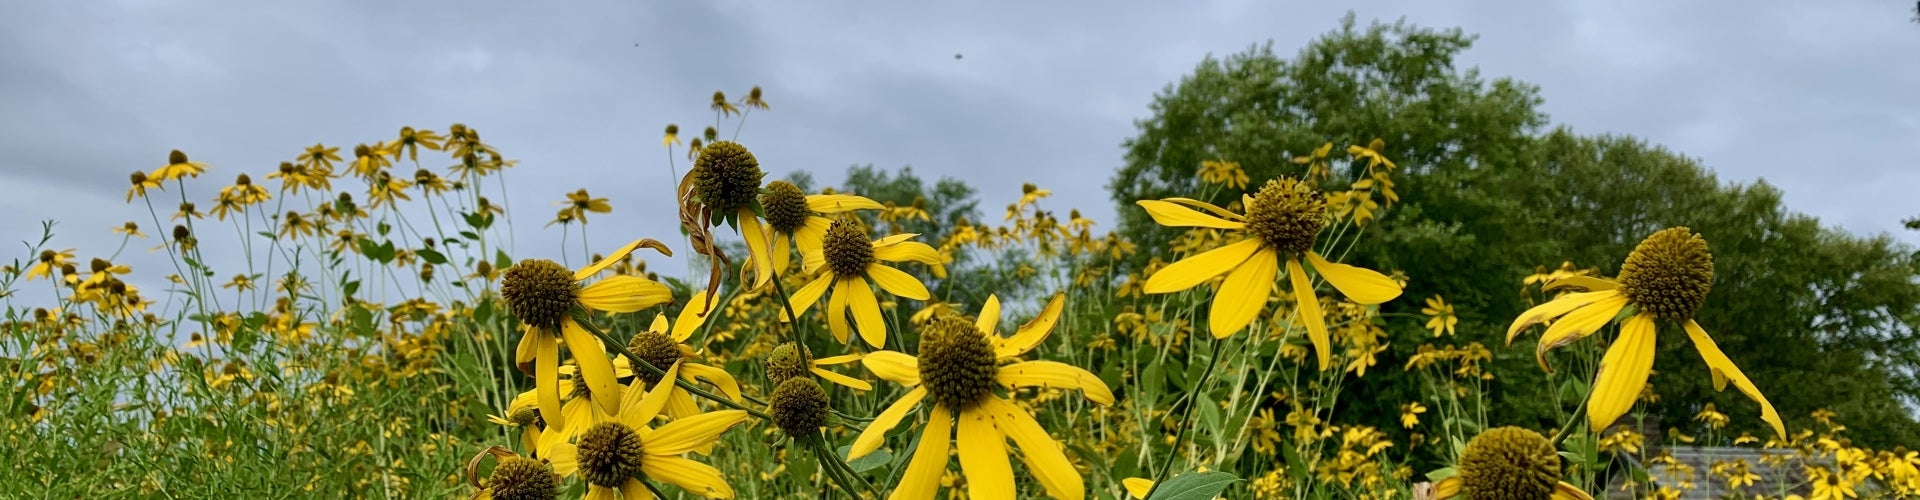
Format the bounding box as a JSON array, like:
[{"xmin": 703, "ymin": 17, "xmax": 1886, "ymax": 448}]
[{"xmin": 1144, "ymin": 334, "xmax": 1228, "ymax": 498}]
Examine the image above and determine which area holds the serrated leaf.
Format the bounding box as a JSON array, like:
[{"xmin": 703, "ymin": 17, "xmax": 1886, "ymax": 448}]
[{"xmin": 1144, "ymin": 470, "xmax": 1239, "ymax": 500}]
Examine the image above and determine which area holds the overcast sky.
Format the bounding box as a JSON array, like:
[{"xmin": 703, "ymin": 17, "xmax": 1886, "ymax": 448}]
[{"xmin": 2, "ymin": 1, "xmax": 1917, "ymax": 311}]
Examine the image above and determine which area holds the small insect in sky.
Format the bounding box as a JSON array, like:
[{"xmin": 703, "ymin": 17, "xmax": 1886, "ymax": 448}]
[{"xmin": 954, "ymin": 53, "xmax": 963, "ymax": 60}]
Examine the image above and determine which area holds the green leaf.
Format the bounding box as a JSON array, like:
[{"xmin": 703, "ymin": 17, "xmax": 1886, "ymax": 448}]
[
  {"xmin": 495, "ymin": 249, "xmax": 513, "ymax": 271},
  {"xmin": 417, "ymin": 248, "xmax": 448, "ymax": 265},
  {"xmin": 1143, "ymin": 470, "xmax": 1239, "ymax": 500},
  {"xmin": 464, "ymin": 212, "xmax": 493, "ymax": 230},
  {"xmin": 837, "ymin": 445, "xmax": 891, "ymax": 473}
]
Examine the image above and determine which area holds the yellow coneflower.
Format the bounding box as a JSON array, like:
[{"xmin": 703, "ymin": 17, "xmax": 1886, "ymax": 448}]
[
  {"xmin": 1422, "ymin": 295, "xmax": 1457, "ymax": 337},
  {"xmin": 540, "ymin": 361, "xmax": 750, "ymax": 499},
  {"xmin": 764, "ymin": 341, "xmax": 871, "ymax": 391},
  {"xmin": 366, "ymin": 170, "xmax": 413, "ymax": 209},
  {"xmin": 784, "ymin": 219, "xmax": 941, "ymax": 348},
  {"xmin": 852, "ymin": 293, "xmax": 1114, "ymax": 499},
  {"xmin": 112, "ymin": 221, "xmax": 146, "ymax": 239},
  {"xmin": 268, "ymin": 161, "xmax": 332, "ymax": 194},
  {"xmin": 150, "ymin": 149, "xmax": 209, "ymax": 182},
  {"xmin": 620, "ymin": 290, "xmax": 744, "ymax": 420},
  {"xmin": 393, "ymin": 126, "xmax": 444, "ymax": 162},
  {"xmin": 1430, "ymin": 427, "xmax": 1593, "ymax": 500},
  {"xmin": 502, "ymin": 239, "xmax": 675, "ymax": 434},
  {"xmin": 561, "ymin": 189, "xmax": 612, "ymax": 225},
  {"xmin": 300, "ymin": 143, "xmax": 342, "ymax": 172},
  {"xmin": 1137, "ymin": 176, "xmax": 1404, "ymax": 370},
  {"xmin": 487, "ymin": 389, "xmax": 548, "ymax": 455},
  {"xmin": 209, "ymin": 174, "xmax": 270, "ymax": 221},
  {"xmin": 758, "ymin": 180, "xmax": 884, "ymax": 276},
  {"xmin": 350, "ymin": 142, "xmax": 393, "ymax": 179},
  {"xmin": 25, "ymin": 249, "xmax": 75, "ymax": 281},
  {"xmin": 415, "ymin": 168, "xmax": 453, "ymax": 196},
  {"xmin": 711, "ymin": 90, "xmax": 740, "ymax": 118},
  {"xmin": 663, "ymin": 124, "xmax": 682, "ymax": 148},
  {"xmin": 126, "ymin": 171, "xmax": 161, "ymax": 202},
  {"xmin": 467, "ymin": 448, "xmax": 562, "ymax": 500},
  {"xmin": 739, "ymin": 86, "xmax": 769, "ymax": 111},
  {"xmin": 1508, "ymin": 227, "xmax": 1783, "ymax": 438},
  {"xmin": 688, "ymin": 141, "xmax": 780, "ymax": 288}
]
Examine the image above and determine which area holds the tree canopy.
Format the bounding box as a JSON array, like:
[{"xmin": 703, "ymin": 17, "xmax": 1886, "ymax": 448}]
[{"xmin": 1109, "ymin": 14, "xmax": 1920, "ymax": 448}]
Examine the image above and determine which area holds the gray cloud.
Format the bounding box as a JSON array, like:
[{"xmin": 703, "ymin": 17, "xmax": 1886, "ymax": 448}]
[{"xmin": 3, "ymin": 1, "xmax": 1916, "ymax": 311}]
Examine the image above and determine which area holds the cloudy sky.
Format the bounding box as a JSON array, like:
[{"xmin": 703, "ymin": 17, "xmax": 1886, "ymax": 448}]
[{"xmin": 2, "ymin": 1, "xmax": 1917, "ymax": 309}]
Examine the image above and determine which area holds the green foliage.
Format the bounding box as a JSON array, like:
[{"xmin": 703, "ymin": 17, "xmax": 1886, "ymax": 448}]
[{"xmin": 1109, "ymin": 13, "xmax": 1920, "ymax": 459}]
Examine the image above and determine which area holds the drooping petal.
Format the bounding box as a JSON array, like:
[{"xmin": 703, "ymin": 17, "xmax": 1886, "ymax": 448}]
[
  {"xmin": 873, "ymin": 233, "xmax": 920, "ymax": 248},
  {"xmin": 888, "ymin": 406, "xmax": 953, "ymax": 500},
  {"xmin": 981, "ymin": 396, "xmax": 1084, "ymax": 500},
  {"xmin": 1431, "ymin": 477, "xmax": 1461, "ymax": 499},
  {"xmin": 649, "ymin": 409, "xmax": 750, "ymax": 455},
  {"xmin": 1123, "ymin": 478, "xmax": 1154, "ymax": 500},
  {"xmin": 561, "ymin": 320, "xmax": 622, "ymax": 415},
  {"xmin": 798, "ymin": 218, "xmax": 833, "ymax": 274},
  {"xmin": 536, "ymin": 334, "xmax": 564, "ymax": 433},
  {"xmin": 1683, "ymin": 320, "xmax": 1785, "ymax": 439},
  {"xmin": 783, "ymin": 274, "xmax": 834, "ymax": 322},
  {"xmin": 515, "ymin": 331, "xmax": 539, "ymax": 374},
  {"xmin": 807, "ymin": 194, "xmax": 885, "ymax": 213},
  {"xmin": 1136, "ymin": 199, "xmax": 1246, "ymax": 229},
  {"xmin": 873, "ymin": 241, "xmax": 943, "ymax": 266},
  {"xmin": 813, "ymin": 353, "xmax": 862, "ymax": 365},
  {"xmin": 1288, "ymin": 258, "xmax": 1333, "ymax": 371},
  {"xmin": 540, "ymin": 439, "xmax": 578, "ymax": 477},
  {"xmin": 867, "ymin": 263, "xmax": 931, "ymax": 300},
  {"xmin": 861, "ymin": 350, "xmax": 921, "ymax": 386},
  {"xmin": 1507, "ymin": 290, "xmax": 1619, "ymax": 344},
  {"xmin": 811, "ymin": 366, "xmax": 874, "ymax": 391},
  {"xmin": 1552, "ymin": 482, "xmax": 1595, "ymax": 500},
  {"xmin": 771, "ymin": 233, "xmax": 792, "ymax": 277},
  {"xmin": 672, "ymin": 290, "xmax": 715, "ymax": 342},
  {"xmin": 826, "ymin": 279, "xmax": 852, "ymax": 344},
  {"xmin": 997, "ymin": 360, "xmax": 1115, "ymax": 405},
  {"xmin": 648, "ymin": 315, "xmax": 670, "ymax": 335},
  {"xmin": 1163, "ymin": 197, "xmax": 1244, "ymax": 220},
  {"xmin": 680, "ymin": 362, "xmax": 742, "ymax": 402},
  {"xmin": 847, "ymin": 277, "xmax": 888, "ymax": 348},
  {"xmin": 1210, "ymin": 248, "xmax": 1279, "ymax": 338},
  {"xmin": 996, "ymin": 293, "xmax": 1065, "ymax": 358},
  {"xmin": 1587, "ymin": 313, "xmax": 1658, "ymax": 434},
  {"xmin": 641, "ymin": 455, "xmax": 735, "ymax": 499},
  {"xmin": 1544, "ymin": 276, "xmax": 1618, "ymax": 292},
  {"xmin": 620, "ymin": 478, "xmax": 653, "ymax": 500},
  {"xmin": 1535, "ymin": 295, "xmax": 1630, "ymax": 371},
  {"xmin": 740, "ymin": 209, "xmax": 775, "ymax": 288},
  {"xmin": 573, "ymin": 238, "xmax": 671, "ymax": 280},
  {"xmin": 621, "ymin": 361, "xmax": 682, "ymax": 429},
  {"xmin": 851, "ymin": 387, "xmax": 927, "ymax": 458},
  {"xmin": 577, "ymin": 275, "xmax": 674, "ymax": 313},
  {"xmin": 977, "ymin": 294, "xmax": 1002, "ymax": 335},
  {"xmin": 1142, "ymin": 239, "xmax": 1261, "ymax": 294},
  {"xmin": 956, "ymin": 408, "xmax": 1015, "ymax": 499},
  {"xmin": 586, "ymin": 485, "xmax": 616, "ymax": 500},
  {"xmin": 1305, "ymin": 251, "xmax": 1402, "ymax": 304},
  {"xmin": 665, "ymin": 388, "xmax": 700, "ymax": 420}
]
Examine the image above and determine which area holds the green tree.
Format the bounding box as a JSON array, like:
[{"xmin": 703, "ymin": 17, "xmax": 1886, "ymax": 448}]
[{"xmin": 1109, "ymin": 14, "xmax": 1920, "ymax": 455}]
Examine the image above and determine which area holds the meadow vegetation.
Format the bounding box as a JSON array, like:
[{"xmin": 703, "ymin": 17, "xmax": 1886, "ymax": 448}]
[{"xmin": 6, "ymin": 16, "xmax": 1920, "ymax": 500}]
